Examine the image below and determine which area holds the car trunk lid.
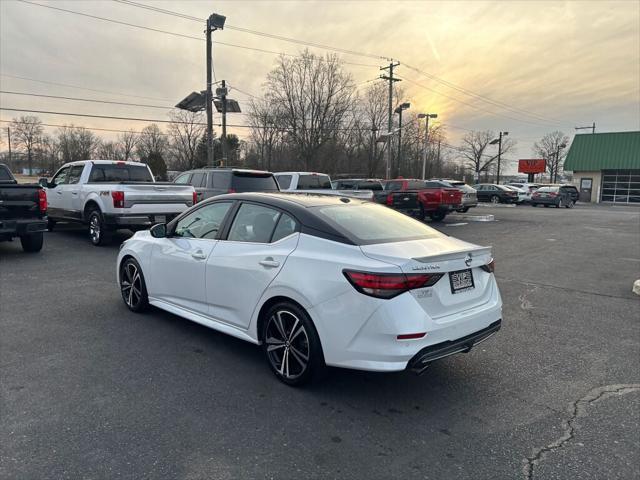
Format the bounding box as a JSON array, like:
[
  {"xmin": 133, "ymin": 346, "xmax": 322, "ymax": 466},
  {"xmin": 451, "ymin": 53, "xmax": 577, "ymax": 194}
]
[{"xmin": 360, "ymin": 237, "xmax": 494, "ymax": 319}]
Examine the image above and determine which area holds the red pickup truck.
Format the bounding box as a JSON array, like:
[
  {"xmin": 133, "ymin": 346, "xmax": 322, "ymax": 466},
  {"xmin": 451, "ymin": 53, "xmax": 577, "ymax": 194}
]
[{"xmin": 384, "ymin": 179, "xmax": 463, "ymax": 221}]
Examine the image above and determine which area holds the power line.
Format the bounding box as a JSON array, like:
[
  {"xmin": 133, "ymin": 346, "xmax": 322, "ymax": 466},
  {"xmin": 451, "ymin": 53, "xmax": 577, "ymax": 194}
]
[
  {"xmin": 0, "ymin": 118, "xmax": 172, "ymax": 137},
  {"xmin": 0, "ymin": 73, "xmax": 171, "ymax": 102},
  {"xmin": 112, "ymin": 0, "xmax": 387, "ymax": 61},
  {"xmin": 15, "ymin": 0, "xmax": 378, "ymax": 69},
  {"xmin": 0, "ymin": 90, "xmax": 173, "ymax": 109}
]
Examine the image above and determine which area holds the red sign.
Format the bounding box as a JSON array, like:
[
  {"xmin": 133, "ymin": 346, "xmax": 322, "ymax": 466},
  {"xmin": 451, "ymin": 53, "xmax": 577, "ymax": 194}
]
[{"xmin": 518, "ymin": 159, "xmax": 546, "ymax": 174}]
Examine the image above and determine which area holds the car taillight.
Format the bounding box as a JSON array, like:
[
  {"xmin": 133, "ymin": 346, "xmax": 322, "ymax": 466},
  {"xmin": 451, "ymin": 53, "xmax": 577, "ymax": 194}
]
[
  {"xmin": 386, "ymin": 193, "xmax": 393, "ymax": 206},
  {"xmin": 111, "ymin": 191, "xmax": 125, "ymax": 208},
  {"xmin": 38, "ymin": 189, "xmax": 47, "ymax": 214},
  {"xmin": 548, "ymin": 192, "xmax": 557, "ymax": 197},
  {"xmin": 343, "ymin": 270, "xmax": 443, "ymax": 299},
  {"xmin": 481, "ymin": 259, "xmax": 495, "ymax": 273},
  {"xmin": 192, "ymin": 191, "xmax": 198, "ymax": 205},
  {"xmin": 228, "ymin": 188, "xmax": 236, "ymax": 193}
]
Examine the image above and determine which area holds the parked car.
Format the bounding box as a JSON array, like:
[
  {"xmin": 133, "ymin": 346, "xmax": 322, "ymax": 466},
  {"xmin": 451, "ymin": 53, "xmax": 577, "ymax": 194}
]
[
  {"xmin": 531, "ymin": 185, "xmax": 579, "ymax": 208},
  {"xmin": 0, "ymin": 163, "xmax": 48, "ymax": 252},
  {"xmin": 174, "ymin": 168, "xmax": 279, "ymax": 202},
  {"xmin": 117, "ymin": 193, "xmax": 502, "ymax": 386},
  {"xmin": 436, "ymin": 179, "xmax": 478, "ymax": 212},
  {"xmin": 41, "ymin": 160, "xmax": 196, "ymax": 246},
  {"xmin": 385, "ymin": 179, "xmax": 463, "ymax": 221},
  {"xmin": 474, "ymin": 184, "xmax": 519, "ymax": 204},
  {"xmin": 503, "ymin": 185, "xmax": 528, "ymax": 204},
  {"xmin": 275, "ymin": 172, "xmax": 374, "ymax": 200},
  {"xmin": 505, "ymin": 182, "xmax": 539, "ymax": 203},
  {"xmin": 333, "ymin": 178, "xmax": 385, "ymax": 201}
]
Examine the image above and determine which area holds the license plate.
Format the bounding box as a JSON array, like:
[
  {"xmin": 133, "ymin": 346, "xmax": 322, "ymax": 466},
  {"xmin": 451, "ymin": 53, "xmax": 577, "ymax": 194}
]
[
  {"xmin": 154, "ymin": 215, "xmax": 166, "ymax": 223},
  {"xmin": 449, "ymin": 269, "xmax": 474, "ymax": 294}
]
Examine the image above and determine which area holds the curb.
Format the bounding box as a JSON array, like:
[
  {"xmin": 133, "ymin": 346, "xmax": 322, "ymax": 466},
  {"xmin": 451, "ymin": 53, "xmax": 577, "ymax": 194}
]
[
  {"xmin": 453, "ymin": 214, "xmax": 495, "ymax": 222},
  {"xmin": 475, "ymin": 203, "xmax": 516, "ymax": 208}
]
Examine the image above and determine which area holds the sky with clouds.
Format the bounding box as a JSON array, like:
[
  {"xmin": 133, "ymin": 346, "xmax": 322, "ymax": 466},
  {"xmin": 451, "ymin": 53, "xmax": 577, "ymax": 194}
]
[{"xmin": 1, "ymin": 0, "xmax": 639, "ymax": 172}]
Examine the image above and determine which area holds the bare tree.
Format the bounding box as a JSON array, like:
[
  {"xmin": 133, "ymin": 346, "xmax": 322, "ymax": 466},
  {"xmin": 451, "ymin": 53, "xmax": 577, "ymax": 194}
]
[
  {"xmin": 459, "ymin": 130, "xmax": 514, "ymax": 182},
  {"xmin": 137, "ymin": 124, "xmax": 168, "ymax": 162},
  {"xmin": 96, "ymin": 140, "xmax": 120, "ymax": 160},
  {"xmin": 248, "ymin": 97, "xmax": 284, "ymax": 171},
  {"xmin": 11, "ymin": 116, "xmax": 44, "ymax": 175},
  {"xmin": 167, "ymin": 110, "xmax": 205, "ymax": 171},
  {"xmin": 117, "ymin": 130, "xmax": 138, "ymax": 161},
  {"xmin": 533, "ymin": 131, "xmax": 570, "ymax": 183},
  {"xmin": 265, "ymin": 50, "xmax": 356, "ymax": 170},
  {"xmin": 57, "ymin": 125, "xmax": 99, "ymax": 163}
]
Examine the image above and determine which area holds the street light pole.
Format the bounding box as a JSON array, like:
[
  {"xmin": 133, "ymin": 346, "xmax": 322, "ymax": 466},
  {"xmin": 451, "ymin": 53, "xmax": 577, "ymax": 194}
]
[
  {"xmin": 418, "ymin": 113, "xmax": 437, "ymax": 180},
  {"xmin": 380, "ymin": 61, "xmax": 401, "ymax": 180},
  {"xmin": 495, "ymin": 131, "xmax": 508, "ymax": 184},
  {"xmin": 205, "ymin": 13, "xmax": 226, "ymax": 167},
  {"xmin": 394, "ymin": 102, "xmax": 410, "ymax": 178}
]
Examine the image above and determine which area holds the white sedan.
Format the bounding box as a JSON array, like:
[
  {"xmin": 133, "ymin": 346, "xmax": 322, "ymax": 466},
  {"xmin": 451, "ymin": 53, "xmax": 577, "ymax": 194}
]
[{"xmin": 117, "ymin": 193, "xmax": 502, "ymax": 385}]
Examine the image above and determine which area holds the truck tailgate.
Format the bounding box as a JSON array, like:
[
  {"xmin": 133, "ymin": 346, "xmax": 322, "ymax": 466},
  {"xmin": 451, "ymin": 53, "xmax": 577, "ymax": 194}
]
[
  {"xmin": 121, "ymin": 184, "xmax": 194, "ymax": 209},
  {"xmin": 0, "ymin": 185, "xmax": 42, "ymax": 220}
]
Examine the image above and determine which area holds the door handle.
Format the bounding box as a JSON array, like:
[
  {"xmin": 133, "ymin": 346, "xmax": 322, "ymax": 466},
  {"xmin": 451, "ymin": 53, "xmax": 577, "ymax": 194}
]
[
  {"xmin": 71, "ymin": 192, "xmax": 78, "ymax": 195},
  {"xmin": 259, "ymin": 258, "xmax": 280, "ymax": 268},
  {"xmin": 56, "ymin": 191, "xmax": 62, "ymax": 195},
  {"xmin": 191, "ymin": 250, "xmax": 207, "ymax": 260}
]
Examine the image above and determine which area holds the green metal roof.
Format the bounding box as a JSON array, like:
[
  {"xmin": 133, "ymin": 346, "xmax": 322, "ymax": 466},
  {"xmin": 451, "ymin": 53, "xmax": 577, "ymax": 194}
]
[{"xmin": 564, "ymin": 131, "xmax": 640, "ymax": 171}]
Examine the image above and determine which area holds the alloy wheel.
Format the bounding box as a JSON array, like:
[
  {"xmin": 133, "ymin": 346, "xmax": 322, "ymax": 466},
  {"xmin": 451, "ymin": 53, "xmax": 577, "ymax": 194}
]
[
  {"xmin": 490, "ymin": 195, "xmax": 500, "ymax": 204},
  {"xmin": 121, "ymin": 261, "xmax": 143, "ymax": 309},
  {"xmin": 265, "ymin": 310, "xmax": 310, "ymax": 380},
  {"xmin": 89, "ymin": 214, "xmax": 101, "ymax": 244}
]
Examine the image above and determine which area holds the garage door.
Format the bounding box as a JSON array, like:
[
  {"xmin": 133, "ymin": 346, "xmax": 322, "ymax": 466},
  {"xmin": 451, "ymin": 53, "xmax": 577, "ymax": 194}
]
[{"xmin": 600, "ymin": 170, "xmax": 640, "ymax": 204}]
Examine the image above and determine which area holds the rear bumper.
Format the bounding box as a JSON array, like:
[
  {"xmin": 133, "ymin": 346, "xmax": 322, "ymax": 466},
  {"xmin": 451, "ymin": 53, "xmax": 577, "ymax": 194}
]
[
  {"xmin": 407, "ymin": 319, "xmax": 501, "ymax": 373},
  {"xmin": 103, "ymin": 213, "xmax": 179, "ymax": 228},
  {"xmin": 531, "ymin": 197, "xmax": 559, "ymax": 205},
  {"xmin": 0, "ymin": 217, "xmax": 47, "ymax": 239}
]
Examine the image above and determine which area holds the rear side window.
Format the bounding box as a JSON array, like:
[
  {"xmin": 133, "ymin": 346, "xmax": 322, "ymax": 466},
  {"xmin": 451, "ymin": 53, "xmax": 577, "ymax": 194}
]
[
  {"xmin": 297, "ymin": 175, "xmax": 332, "ymax": 189},
  {"xmin": 89, "ymin": 164, "xmax": 153, "ymax": 183},
  {"xmin": 212, "ymin": 171, "xmax": 232, "ymax": 189},
  {"xmin": 67, "ymin": 165, "xmax": 85, "ymax": 184},
  {"xmin": 408, "ymin": 181, "xmax": 424, "ymax": 189},
  {"xmin": 276, "ymin": 175, "xmax": 292, "ymax": 189},
  {"xmin": 272, "ymin": 213, "xmax": 298, "ymax": 242},
  {"xmin": 231, "ymin": 172, "xmax": 279, "ymax": 192},
  {"xmin": 0, "ymin": 166, "xmax": 13, "ymax": 181},
  {"xmin": 385, "ymin": 181, "xmax": 403, "ymax": 191},
  {"xmin": 315, "ymin": 203, "xmax": 441, "ymax": 245},
  {"xmin": 191, "ymin": 172, "xmax": 206, "ymax": 188},
  {"xmin": 227, "ymin": 203, "xmax": 280, "ymax": 243}
]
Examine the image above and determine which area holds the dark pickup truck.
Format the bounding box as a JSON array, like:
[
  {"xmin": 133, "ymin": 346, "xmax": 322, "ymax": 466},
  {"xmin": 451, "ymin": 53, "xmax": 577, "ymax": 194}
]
[{"xmin": 0, "ymin": 164, "xmax": 48, "ymax": 252}]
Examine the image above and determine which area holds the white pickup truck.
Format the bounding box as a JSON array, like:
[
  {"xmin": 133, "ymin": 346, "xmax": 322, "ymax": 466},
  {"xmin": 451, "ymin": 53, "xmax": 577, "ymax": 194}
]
[
  {"xmin": 40, "ymin": 160, "xmax": 196, "ymax": 245},
  {"xmin": 274, "ymin": 172, "xmax": 374, "ymax": 200}
]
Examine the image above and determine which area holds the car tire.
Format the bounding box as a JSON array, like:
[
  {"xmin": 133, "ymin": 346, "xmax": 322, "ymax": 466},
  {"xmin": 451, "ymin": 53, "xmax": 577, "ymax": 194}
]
[
  {"xmin": 20, "ymin": 232, "xmax": 43, "ymax": 253},
  {"xmin": 555, "ymin": 200, "xmax": 561, "ymax": 208},
  {"xmin": 88, "ymin": 209, "xmax": 111, "ymax": 246},
  {"xmin": 544, "ymin": 204, "xmax": 549, "ymax": 208},
  {"xmin": 119, "ymin": 257, "xmax": 149, "ymax": 312},
  {"xmin": 566, "ymin": 200, "xmax": 575, "ymax": 209},
  {"xmin": 459, "ymin": 207, "xmax": 470, "ymax": 213},
  {"xmin": 262, "ymin": 301, "xmax": 325, "ymax": 387},
  {"xmin": 531, "ymin": 203, "xmax": 537, "ymax": 207},
  {"xmin": 417, "ymin": 204, "xmax": 426, "ymax": 221},
  {"xmin": 47, "ymin": 219, "xmax": 56, "ymax": 231},
  {"xmin": 429, "ymin": 211, "xmax": 447, "ymax": 222},
  {"xmin": 490, "ymin": 195, "xmax": 500, "ymax": 204}
]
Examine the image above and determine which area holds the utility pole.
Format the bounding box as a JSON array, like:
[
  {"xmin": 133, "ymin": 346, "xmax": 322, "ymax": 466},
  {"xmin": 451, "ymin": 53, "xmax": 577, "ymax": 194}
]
[
  {"xmin": 7, "ymin": 127, "xmax": 12, "ymax": 166},
  {"xmin": 436, "ymin": 139, "xmax": 441, "ymax": 176},
  {"xmin": 220, "ymin": 79, "xmax": 228, "ymax": 166},
  {"xmin": 575, "ymin": 122, "xmax": 596, "ymax": 134},
  {"xmin": 205, "ymin": 18, "xmax": 214, "ymax": 167},
  {"xmin": 495, "ymin": 131, "xmax": 509, "ymax": 184},
  {"xmin": 380, "ymin": 61, "xmax": 401, "ymax": 180},
  {"xmin": 418, "ymin": 113, "xmax": 437, "ymax": 180}
]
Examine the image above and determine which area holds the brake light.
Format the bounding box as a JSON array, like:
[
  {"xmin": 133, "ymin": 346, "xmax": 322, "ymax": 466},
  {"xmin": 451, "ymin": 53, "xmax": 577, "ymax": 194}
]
[
  {"xmin": 548, "ymin": 192, "xmax": 557, "ymax": 197},
  {"xmin": 111, "ymin": 191, "xmax": 125, "ymax": 208},
  {"xmin": 192, "ymin": 191, "xmax": 198, "ymax": 205},
  {"xmin": 386, "ymin": 193, "xmax": 393, "ymax": 206},
  {"xmin": 343, "ymin": 270, "xmax": 443, "ymax": 299},
  {"xmin": 397, "ymin": 332, "xmax": 427, "ymax": 340},
  {"xmin": 228, "ymin": 188, "xmax": 236, "ymax": 194},
  {"xmin": 481, "ymin": 259, "xmax": 495, "ymax": 273},
  {"xmin": 38, "ymin": 189, "xmax": 47, "ymax": 214}
]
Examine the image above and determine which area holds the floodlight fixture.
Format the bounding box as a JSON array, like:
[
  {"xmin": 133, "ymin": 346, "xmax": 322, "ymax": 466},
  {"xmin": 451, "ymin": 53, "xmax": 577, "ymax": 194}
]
[
  {"xmin": 175, "ymin": 91, "xmax": 207, "ymax": 112},
  {"xmin": 213, "ymin": 98, "xmax": 242, "ymax": 113},
  {"xmin": 208, "ymin": 13, "xmax": 226, "ymax": 30}
]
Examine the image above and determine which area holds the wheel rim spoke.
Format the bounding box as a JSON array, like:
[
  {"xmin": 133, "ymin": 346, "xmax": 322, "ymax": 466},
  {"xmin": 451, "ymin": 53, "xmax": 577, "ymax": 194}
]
[
  {"xmin": 273, "ymin": 312, "xmax": 287, "ymax": 340},
  {"xmin": 289, "ymin": 345, "xmax": 308, "ymax": 368}
]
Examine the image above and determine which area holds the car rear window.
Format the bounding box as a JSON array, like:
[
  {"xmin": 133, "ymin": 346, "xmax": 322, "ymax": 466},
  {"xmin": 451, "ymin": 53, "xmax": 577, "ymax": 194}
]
[
  {"xmin": 315, "ymin": 202, "xmax": 441, "ymax": 245},
  {"xmin": 231, "ymin": 172, "xmax": 279, "ymax": 192},
  {"xmin": 89, "ymin": 164, "xmax": 153, "ymax": 183},
  {"xmin": 384, "ymin": 181, "xmax": 403, "ymax": 191},
  {"xmin": 0, "ymin": 166, "xmax": 13, "ymax": 181},
  {"xmin": 537, "ymin": 187, "xmax": 558, "ymax": 192},
  {"xmin": 357, "ymin": 181, "xmax": 383, "ymax": 191},
  {"xmin": 297, "ymin": 174, "xmax": 332, "ymax": 189}
]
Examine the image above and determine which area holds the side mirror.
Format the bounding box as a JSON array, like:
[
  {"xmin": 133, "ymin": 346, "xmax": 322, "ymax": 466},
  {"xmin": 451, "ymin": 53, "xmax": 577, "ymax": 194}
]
[
  {"xmin": 38, "ymin": 178, "xmax": 49, "ymax": 188},
  {"xmin": 150, "ymin": 223, "xmax": 167, "ymax": 238}
]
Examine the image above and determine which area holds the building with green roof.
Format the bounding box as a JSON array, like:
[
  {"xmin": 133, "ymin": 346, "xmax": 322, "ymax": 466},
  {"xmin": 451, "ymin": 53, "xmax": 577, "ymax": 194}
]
[{"xmin": 564, "ymin": 131, "xmax": 640, "ymax": 204}]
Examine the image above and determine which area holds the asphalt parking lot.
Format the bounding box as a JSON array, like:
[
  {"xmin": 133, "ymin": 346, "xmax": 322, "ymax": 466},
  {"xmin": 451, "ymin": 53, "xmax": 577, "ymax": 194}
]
[{"xmin": 1, "ymin": 204, "xmax": 639, "ymax": 480}]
